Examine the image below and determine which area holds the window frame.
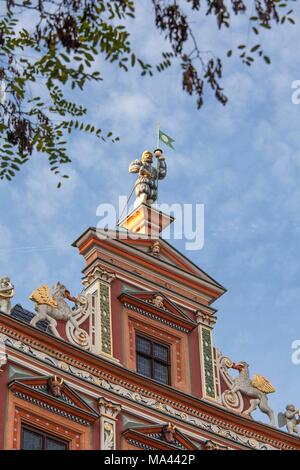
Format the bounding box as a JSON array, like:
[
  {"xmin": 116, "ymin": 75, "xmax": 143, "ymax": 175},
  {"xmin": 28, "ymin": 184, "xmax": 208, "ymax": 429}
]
[
  {"xmin": 20, "ymin": 424, "xmax": 69, "ymax": 450},
  {"xmin": 136, "ymin": 333, "xmax": 171, "ymax": 385}
]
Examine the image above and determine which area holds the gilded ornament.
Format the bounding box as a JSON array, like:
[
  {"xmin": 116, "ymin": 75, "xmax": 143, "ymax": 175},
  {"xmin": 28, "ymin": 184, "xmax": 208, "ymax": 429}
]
[
  {"xmin": 29, "ymin": 285, "xmax": 57, "ymax": 308},
  {"xmin": 251, "ymin": 374, "xmax": 276, "ymax": 394}
]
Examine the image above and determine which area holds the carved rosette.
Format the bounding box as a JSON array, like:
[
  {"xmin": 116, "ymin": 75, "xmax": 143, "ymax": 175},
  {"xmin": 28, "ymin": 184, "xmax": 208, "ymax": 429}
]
[{"xmin": 99, "ymin": 397, "xmax": 121, "ymax": 450}]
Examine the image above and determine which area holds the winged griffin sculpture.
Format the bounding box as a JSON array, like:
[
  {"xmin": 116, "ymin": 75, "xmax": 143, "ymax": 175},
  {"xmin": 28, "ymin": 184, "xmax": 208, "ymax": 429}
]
[
  {"xmin": 0, "ymin": 277, "xmax": 14, "ymax": 314},
  {"xmin": 226, "ymin": 361, "xmax": 275, "ymax": 426},
  {"xmin": 29, "ymin": 282, "xmax": 88, "ymax": 339}
]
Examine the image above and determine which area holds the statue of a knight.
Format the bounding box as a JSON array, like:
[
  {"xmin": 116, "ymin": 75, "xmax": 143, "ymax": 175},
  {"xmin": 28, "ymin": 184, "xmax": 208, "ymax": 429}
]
[{"xmin": 129, "ymin": 149, "xmax": 167, "ymax": 207}]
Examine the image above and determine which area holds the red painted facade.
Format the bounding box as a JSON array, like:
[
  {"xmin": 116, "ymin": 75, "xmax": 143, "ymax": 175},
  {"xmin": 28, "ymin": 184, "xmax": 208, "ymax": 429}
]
[{"xmin": 0, "ymin": 222, "xmax": 299, "ymax": 451}]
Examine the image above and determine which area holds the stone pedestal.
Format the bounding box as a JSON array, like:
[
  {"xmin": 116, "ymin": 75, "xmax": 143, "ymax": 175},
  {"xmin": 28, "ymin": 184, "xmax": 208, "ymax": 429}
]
[{"xmin": 119, "ymin": 203, "xmax": 174, "ymax": 238}]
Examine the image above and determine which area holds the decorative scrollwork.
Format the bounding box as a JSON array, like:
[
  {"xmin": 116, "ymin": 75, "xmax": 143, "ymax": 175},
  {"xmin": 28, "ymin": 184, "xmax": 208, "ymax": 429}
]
[
  {"xmin": 66, "ymin": 294, "xmax": 91, "ymax": 350},
  {"xmin": 222, "ymin": 390, "xmax": 240, "ymax": 409},
  {"xmin": 217, "ymin": 353, "xmax": 244, "ymax": 413}
]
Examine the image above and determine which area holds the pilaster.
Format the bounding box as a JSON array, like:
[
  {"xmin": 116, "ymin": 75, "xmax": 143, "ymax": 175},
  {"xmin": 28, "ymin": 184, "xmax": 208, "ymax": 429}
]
[
  {"xmin": 82, "ymin": 266, "xmax": 116, "ymax": 359},
  {"xmin": 0, "ymin": 341, "xmax": 7, "ymax": 372},
  {"xmin": 98, "ymin": 397, "xmax": 121, "ymax": 450},
  {"xmin": 196, "ymin": 310, "xmax": 217, "ymax": 400}
]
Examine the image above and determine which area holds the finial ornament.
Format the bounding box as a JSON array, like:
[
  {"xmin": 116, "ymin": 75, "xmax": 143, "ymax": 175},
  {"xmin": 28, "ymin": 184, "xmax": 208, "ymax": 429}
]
[
  {"xmin": 0, "ymin": 277, "xmax": 14, "ymax": 314},
  {"xmin": 129, "ymin": 148, "xmax": 167, "ymax": 207},
  {"xmin": 278, "ymin": 404, "xmax": 300, "ymax": 437},
  {"xmin": 224, "ymin": 361, "xmax": 275, "ymax": 426}
]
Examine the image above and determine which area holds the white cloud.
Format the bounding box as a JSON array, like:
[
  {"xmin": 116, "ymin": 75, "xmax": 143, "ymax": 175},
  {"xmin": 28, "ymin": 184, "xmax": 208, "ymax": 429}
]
[
  {"xmin": 22, "ymin": 164, "xmax": 80, "ymax": 221},
  {"xmin": 1, "ymin": 0, "xmax": 300, "ymax": 417}
]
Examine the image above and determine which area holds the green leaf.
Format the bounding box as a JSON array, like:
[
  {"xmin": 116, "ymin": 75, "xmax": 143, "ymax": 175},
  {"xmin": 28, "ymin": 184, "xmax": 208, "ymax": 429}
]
[{"xmin": 250, "ymin": 44, "xmax": 261, "ymax": 52}]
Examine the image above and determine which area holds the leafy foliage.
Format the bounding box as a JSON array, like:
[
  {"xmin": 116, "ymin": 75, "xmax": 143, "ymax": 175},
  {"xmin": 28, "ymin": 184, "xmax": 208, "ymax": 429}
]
[
  {"xmin": 0, "ymin": 0, "xmax": 296, "ymax": 184},
  {"xmin": 153, "ymin": 0, "xmax": 295, "ymax": 106}
]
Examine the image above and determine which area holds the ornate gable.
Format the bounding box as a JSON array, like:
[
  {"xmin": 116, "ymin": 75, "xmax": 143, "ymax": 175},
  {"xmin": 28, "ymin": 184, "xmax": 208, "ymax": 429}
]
[
  {"xmin": 73, "ymin": 228, "xmax": 226, "ymax": 305},
  {"xmin": 121, "ymin": 236, "xmax": 223, "ymax": 288},
  {"xmin": 8, "ymin": 375, "xmax": 99, "ymax": 425},
  {"xmin": 119, "ymin": 290, "xmax": 197, "ymax": 333},
  {"xmin": 123, "ymin": 423, "xmax": 198, "ymax": 450}
]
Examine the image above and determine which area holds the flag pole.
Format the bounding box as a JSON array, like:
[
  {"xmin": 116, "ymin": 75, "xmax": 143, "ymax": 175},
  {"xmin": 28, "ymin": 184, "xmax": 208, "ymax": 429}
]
[{"xmin": 155, "ymin": 122, "xmax": 160, "ymax": 208}]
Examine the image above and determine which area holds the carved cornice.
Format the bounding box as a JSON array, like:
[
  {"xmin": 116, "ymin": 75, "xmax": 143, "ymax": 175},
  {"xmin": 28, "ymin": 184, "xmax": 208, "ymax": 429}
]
[
  {"xmin": 123, "ymin": 302, "xmax": 190, "ymax": 333},
  {"xmin": 82, "ymin": 266, "xmax": 116, "ymax": 287},
  {"xmin": 127, "ymin": 439, "xmax": 157, "ymax": 450},
  {"xmin": 119, "ymin": 292, "xmax": 197, "ymax": 333},
  {"xmin": 123, "ymin": 424, "xmax": 198, "ymax": 450},
  {"xmin": 0, "ymin": 321, "xmax": 299, "ymax": 451},
  {"xmin": 8, "ymin": 376, "xmax": 99, "ymax": 425}
]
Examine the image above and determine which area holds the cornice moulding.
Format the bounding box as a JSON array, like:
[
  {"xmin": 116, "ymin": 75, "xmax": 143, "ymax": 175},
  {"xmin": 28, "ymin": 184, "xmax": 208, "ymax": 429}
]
[{"xmin": 0, "ymin": 316, "xmax": 299, "ymax": 451}]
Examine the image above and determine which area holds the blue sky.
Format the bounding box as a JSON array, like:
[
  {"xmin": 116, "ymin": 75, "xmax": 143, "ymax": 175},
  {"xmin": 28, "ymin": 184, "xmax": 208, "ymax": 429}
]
[{"xmin": 1, "ymin": 2, "xmax": 300, "ymax": 424}]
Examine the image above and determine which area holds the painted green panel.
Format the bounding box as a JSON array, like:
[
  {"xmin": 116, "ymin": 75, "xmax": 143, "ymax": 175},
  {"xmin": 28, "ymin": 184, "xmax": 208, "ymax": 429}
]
[
  {"xmin": 202, "ymin": 328, "xmax": 215, "ymax": 398},
  {"xmin": 99, "ymin": 283, "xmax": 112, "ymax": 355}
]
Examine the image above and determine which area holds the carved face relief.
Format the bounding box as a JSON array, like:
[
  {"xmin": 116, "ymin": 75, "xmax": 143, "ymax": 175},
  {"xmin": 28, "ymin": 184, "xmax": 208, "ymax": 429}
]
[
  {"xmin": 163, "ymin": 424, "xmax": 176, "ymax": 444},
  {"xmin": 48, "ymin": 376, "xmax": 64, "ymax": 397},
  {"xmin": 150, "ymin": 241, "xmax": 160, "ymax": 256},
  {"xmin": 152, "ymin": 295, "xmax": 164, "ymax": 309},
  {"xmin": 204, "ymin": 440, "xmax": 219, "ymax": 451}
]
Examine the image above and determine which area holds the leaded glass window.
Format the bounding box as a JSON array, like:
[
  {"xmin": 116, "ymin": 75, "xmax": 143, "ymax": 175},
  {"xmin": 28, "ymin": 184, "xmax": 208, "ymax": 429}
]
[
  {"xmin": 21, "ymin": 426, "xmax": 68, "ymax": 450},
  {"xmin": 136, "ymin": 334, "xmax": 170, "ymax": 385}
]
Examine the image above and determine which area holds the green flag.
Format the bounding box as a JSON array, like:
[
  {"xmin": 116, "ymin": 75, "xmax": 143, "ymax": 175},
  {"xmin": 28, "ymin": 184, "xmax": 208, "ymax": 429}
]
[{"xmin": 159, "ymin": 129, "xmax": 175, "ymax": 149}]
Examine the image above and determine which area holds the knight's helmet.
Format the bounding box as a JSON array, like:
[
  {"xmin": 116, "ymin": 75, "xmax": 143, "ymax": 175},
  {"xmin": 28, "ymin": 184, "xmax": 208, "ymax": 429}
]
[{"xmin": 141, "ymin": 150, "xmax": 153, "ymax": 163}]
